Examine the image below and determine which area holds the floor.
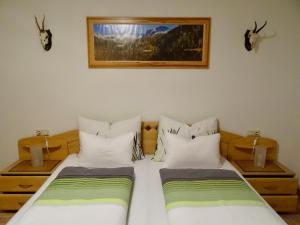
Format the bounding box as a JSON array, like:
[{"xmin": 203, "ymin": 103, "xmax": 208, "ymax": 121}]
[
  {"xmin": 1, "ymin": 208, "xmax": 300, "ymax": 225},
  {"xmin": 281, "ymin": 208, "xmax": 300, "ymax": 225}
]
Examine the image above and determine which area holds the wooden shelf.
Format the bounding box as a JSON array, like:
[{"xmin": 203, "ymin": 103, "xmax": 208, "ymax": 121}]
[
  {"xmin": 236, "ymin": 160, "xmax": 284, "ymax": 172},
  {"xmin": 9, "ymin": 160, "xmax": 60, "ymax": 173},
  {"xmin": 1, "ymin": 160, "xmax": 61, "ymax": 175},
  {"xmin": 228, "ymin": 136, "xmax": 277, "ymax": 161},
  {"xmin": 235, "ymin": 143, "xmax": 274, "ymax": 150},
  {"xmin": 231, "ymin": 160, "xmax": 295, "ymax": 177}
]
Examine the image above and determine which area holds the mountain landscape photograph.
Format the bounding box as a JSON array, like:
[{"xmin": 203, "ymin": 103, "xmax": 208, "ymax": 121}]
[{"xmin": 93, "ymin": 23, "xmax": 204, "ymax": 61}]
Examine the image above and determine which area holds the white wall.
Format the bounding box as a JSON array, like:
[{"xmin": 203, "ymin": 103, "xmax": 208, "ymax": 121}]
[{"xmin": 0, "ymin": 0, "xmax": 299, "ymax": 179}]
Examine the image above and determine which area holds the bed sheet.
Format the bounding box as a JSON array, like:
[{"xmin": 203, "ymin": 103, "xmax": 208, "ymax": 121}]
[
  {"xmin": 6, "ymin": 154, "xmax": 168, "ymax": 225},
  {"xmin": 7, "ymin": 155, "xmax": 286, "ymax": 225},
  {"xmin": 159, "ymin": 159, "xmax": 287, "ymax": 225}
]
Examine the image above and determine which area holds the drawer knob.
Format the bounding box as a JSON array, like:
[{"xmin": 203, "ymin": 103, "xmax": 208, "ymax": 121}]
[
  {"xmin": 18, "ymin": 202, "xmax": 25, "ymax": 207},
  {"xmin": 264, "ymin": 186, "xmax": 278, "ymax": 191},
  {"xmin": 18, "ymin": 184, "xmax": 33, "ymax": 189}
]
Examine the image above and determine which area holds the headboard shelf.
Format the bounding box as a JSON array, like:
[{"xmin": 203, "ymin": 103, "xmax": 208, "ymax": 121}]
[
  {"xmin": 234, "ymin": 137, "xmax": 276, "ymax": 150},
  {"xmin": 229, "ymin": 136, "xmax": 277, "ymax": 161},
  {"xmin": 18, "ymin": 136, "xmax": 68, "ymax": 160},
  {"xmin": 17, "ymin": 122, "xmax": 278, "ymax": 162}
]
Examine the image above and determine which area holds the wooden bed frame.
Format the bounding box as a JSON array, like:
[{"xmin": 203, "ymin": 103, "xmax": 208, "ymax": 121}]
[
  {"xmin": 5, "ymin": 122, "xmax": 298, "ymax": 214},
  {"xmin": 17, "ymin": 122, "xmax": 278, "ymax": 162}
]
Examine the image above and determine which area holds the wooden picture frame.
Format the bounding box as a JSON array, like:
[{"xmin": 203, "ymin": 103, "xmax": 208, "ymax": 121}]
[{"xmin": 87, "ymin": 17, "xmax": 210, "ymax": 68}]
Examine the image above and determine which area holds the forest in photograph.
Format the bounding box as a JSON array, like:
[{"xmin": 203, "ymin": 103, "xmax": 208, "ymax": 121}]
[{"xmin": 93, "ymin": 24, "xmax": 204, "ymax": 61}]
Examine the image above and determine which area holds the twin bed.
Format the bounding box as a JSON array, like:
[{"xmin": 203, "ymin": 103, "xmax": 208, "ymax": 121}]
[{"xmin": 6, "ymin": 120, "xmax": 287, "ymax": 225}]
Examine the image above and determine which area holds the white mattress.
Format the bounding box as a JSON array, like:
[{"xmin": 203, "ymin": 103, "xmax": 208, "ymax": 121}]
[{"xmin": 7, "ymin": 155, "xmax": 286, "ymax": 225}]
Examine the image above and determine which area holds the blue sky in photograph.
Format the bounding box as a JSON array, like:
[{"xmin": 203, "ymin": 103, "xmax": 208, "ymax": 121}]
[{"xmin": 93, "ymin": 24, "xmax": 177, "ymax": 38}]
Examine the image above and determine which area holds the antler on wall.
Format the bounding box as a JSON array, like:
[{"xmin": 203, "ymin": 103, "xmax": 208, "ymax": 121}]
[
  {"xmin": 244, "ymin": 21, "xmax": 267, "ymax": 51},
  {"xmin": 34, "ymin": 15, "xmax": 52, "ymax": 51}
]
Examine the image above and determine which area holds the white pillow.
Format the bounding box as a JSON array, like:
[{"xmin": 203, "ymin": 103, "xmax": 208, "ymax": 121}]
[
  {"xmin": 111, "ymin": 116, "xmax": 142, "ymax": 160},
  {"xmin": 78, "ymin": 116, "xmax": 110, "ymax": 136},
  {"xmin": 154, "ymin": 116, "xmax": 190, "ymax": 161},
  {"xmin": 78, "ymin": 131, "xmax": 134, "ymax": 167},
  {"xmin": 154, "ymin": 116, "xmax": 218, "ymax": 161},
  {"xmin": 164, "ymin": 133, "xmax": 221, "ymax": 169},
  {"xmin": 78, "ymin": 116, "xmax": 143, "ymax": 160},
  {"xmin": 110, "ymin": 116, "xmax": 141, "ymax": 137},
  {"xmin": 190, "ymin": 117, "xmax": 219, "ymax": 137}
]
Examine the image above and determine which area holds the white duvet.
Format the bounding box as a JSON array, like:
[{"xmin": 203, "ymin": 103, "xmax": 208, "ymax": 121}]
[
  {"xmin": 168, "ymin": 203, "xmax": 286, "ymax": 225},
  {"xmin": 7, "ymin": 155, "xmax": 287, "ymax": 225},
  {"xmin": 7, "ymin": 155, "xmax": 130, "ymax": 225},
  {"xmin": 13, "ymin": 204, "xmax": 126, "ymax": 225},
  {"xmin": 164, "ymin": 160, "xmax": 287, "ymax": 225}
]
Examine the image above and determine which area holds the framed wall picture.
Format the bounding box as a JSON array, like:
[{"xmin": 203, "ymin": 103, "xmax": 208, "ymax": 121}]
[{"xmin": 87, "ymin": 17, "xmax": 210, "ymax": 68}]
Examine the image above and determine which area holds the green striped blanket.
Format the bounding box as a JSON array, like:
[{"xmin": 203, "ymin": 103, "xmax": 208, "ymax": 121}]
[
  {"xmin": 160, "ymin": 168, "xmax": 264, "ymax": 210},
  {"xmin": 34, "ymin": 166, "xmax": 134, "ymax": 209}
]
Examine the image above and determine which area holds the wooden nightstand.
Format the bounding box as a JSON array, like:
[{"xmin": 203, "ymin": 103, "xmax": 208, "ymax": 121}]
[
  {"xmin": 0, "ymin": 159, "xmax": 61, "ymax": 210},
  {"xmin": 0, "ymin": 131, "xmax": 78, "ymax": 211},
  {"xmin": 231, "ymin": 160, "xmax": 298, "ymax": 213},
  {"xmin": 227, "ymin": 136, "xmax": 298, "ymax": 213}
]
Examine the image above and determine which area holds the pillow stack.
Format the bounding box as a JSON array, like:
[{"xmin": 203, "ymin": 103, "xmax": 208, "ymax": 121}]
[
  {"xmin": 77, "ymin": 116, "xmax": 143, "ymax": 167},
  {"xmin": 154, "ymin": 116, "xmax": 220, "ymax": 168}
]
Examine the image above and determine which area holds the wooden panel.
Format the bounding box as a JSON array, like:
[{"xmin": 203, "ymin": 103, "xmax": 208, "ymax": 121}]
[
  {"xmin": 219, "ymin": 130, "xmax": 242, "ymax": 158},
  {"xmin": 142, "ymin": 121, "xmax": 158, "ymax": 155},
  {"xmin": 228, "ymin": 136, "xmax": 278, "ymax": 161},
  {"xmin": 247, "ymin": 177, "xmax": 298, "ymax": 195},
  {"xmin": 263, "ymin": 195, "xmax": 298, "ymax": 213},
  {"xmin": 18, "ymin": 136, "xmax": 69, "ymax": 160},
  {"xmin": 0, "ymin": 194, "xmax": 32, "ymax": 210},
  {"xmin": 55, "ymin": 130, "xmax": 79, "ymax": 154},
  {"xmin": 67, "ymin": 139, "xmax": 80, "ymax": 154},
  {"xmin": 0, "ymin": 176, "xmax": 48, "ymax": 192}
]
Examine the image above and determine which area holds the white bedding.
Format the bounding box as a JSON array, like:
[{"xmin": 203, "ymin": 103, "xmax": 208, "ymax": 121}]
[{"xmin": 7, "ymin": 155, "xmax": 287, "ymax": 225}]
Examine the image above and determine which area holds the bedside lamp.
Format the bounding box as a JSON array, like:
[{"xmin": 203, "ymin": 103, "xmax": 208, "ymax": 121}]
[
  {"xmin": 30, "ymin": 143, "xmax": 44, "ymax": 167},
  {"xmin": 30, "ymin": 130, "xmax": 50, "ymax": 167},
  {"xmin": 252, "ymin": 136, "xmax": 267, "ymax": 168},
  {"xmin": 254, "ymin": 145, "xmax": 267, "ymax": 168}
]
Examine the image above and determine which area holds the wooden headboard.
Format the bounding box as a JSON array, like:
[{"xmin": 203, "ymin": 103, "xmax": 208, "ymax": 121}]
[{"xmin": 18, "ymin": 122, "xmax": 278, "ymax": 161}]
